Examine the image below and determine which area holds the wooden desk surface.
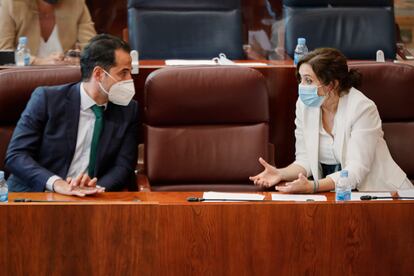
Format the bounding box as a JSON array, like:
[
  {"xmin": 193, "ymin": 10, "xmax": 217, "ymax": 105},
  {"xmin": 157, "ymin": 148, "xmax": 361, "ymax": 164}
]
[
  {"xmin": 1, "ymin": 191, "xmax": 414, "ymax": 275},
  {"xmin": 3, "ymin": 190, "xmax": 408, "ymax": 204}
]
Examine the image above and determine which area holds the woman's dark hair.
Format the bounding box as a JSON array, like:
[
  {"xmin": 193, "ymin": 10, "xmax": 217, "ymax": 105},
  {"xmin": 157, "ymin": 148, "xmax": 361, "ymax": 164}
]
[
  {"xmin": 296, "ymin": 48, "xmax": 361, "ymax": 95},
  {"xmin": 80, "ymin": 34, "xmax": 131, "ymax": 81}
]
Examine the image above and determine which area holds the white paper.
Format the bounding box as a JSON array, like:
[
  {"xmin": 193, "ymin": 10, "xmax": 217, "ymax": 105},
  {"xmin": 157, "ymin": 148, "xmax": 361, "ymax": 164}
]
[
  {"xmin": 271, "ymin": 194, "xmax": 327, "ymax": 202},
  {"xmin": 165, "ymin": 59, "xmax": 268, "ymax": 67},
  {"xmin": 232, "ymin": 62, "xmax": 268, "ymax": 67},
  {"xmin": 202, "ymin": 191, "xmax": 265, "ymax": 201},
  {"xmin": 351, "ymin": 192, "xmax": 392, "ymax": 201},
  {"xmin": 165, "ymin": 59, "xmax": 217, "ymax": 66},
  {"xmin": 397, "ymin": 189, "xmax": 414, "ymax": 200}
]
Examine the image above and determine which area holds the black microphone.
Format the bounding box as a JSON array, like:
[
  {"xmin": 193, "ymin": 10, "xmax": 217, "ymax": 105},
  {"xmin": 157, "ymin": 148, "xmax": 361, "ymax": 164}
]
[
  {"xmin": 360, "ymin": 195, "xmax": 414, "ymax": 200},
  {"xmin": 186, "ymin": 197, "xmax": 271, "ymax": 202},
  {"xmin": 187, "ymin": 197, "xmax": 205, "ymax": 202},
  {"xmin": 13, "ymin": 198, "xmax": 71, "ymax": 202}
]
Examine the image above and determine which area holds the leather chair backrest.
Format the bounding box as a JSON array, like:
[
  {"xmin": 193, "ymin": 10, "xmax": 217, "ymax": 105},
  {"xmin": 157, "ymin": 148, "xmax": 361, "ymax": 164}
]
[
  {"xmin": 284, "ymin": 0, "xmax": 392, "ymax": 6},
  {"xmin": 0, "ymin": 67, "xmax": 81, "ymax": 171},
  {"xmin": 283, "ymin": 0, "xmax": 396, "ymax": 60},
  {"xmin": 349, "ymin": 62, "xmax": 414, "ymax": 181},
  {"xmin": 128, "ymin": 0, "xmax": 244, "ymax": 59},
  {"xmin": 144, "ymin": 66, "xmax": 269, "ymax": 191}
]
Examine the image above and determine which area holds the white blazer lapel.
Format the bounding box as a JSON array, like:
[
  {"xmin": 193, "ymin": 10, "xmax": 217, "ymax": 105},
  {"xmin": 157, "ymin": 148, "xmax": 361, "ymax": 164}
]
[
  {"xmin": 334, "ymin": 92, "xmax": 351, "ymax": 167},
  {"xmin": 303, "ymin": 106, "xmax": 321, "ymax": 180}
]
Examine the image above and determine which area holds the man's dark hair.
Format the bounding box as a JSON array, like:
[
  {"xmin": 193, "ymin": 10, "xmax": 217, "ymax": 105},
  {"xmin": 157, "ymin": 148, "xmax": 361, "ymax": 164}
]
[{"xmin": 80, "ymin": 34, "xmax": 131, "ymax": 81}]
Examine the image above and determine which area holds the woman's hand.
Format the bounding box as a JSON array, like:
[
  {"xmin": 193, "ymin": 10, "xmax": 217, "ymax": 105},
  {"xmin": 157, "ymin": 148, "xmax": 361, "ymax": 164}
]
[
  {"xmin": 249, "ymin": 157, "xmax": 282, "ymax": 188},
  {"xmin": 275, "ymin": 173, "xmax": 313, "ymax": 194}
]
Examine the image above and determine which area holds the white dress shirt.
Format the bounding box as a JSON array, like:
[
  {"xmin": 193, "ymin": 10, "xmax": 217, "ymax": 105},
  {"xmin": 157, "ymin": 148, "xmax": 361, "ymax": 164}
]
[
  {"xmin": 46, "ymin": 83, "xmax": 106, "ymax": 191},
  {"xmin": 318, "ymin": 115, "xmax": 340, "ymax": 165},
  {"xmin": 37, "ymin": 25, "xmax": 64, "ymax": 58}
]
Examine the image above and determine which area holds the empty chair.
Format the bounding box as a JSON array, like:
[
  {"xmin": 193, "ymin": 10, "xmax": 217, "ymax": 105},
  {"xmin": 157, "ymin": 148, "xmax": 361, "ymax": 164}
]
[
  {"xmin": 283, "ymin": 0, "xmax": 396, "ymax": 59},
  {"xmin": 127, "ymin": 0, "xmax": 244, "ymax": 59},
  {"xmin": 141, "ymin": 66, "xmax": 271, "ymax": 191}
]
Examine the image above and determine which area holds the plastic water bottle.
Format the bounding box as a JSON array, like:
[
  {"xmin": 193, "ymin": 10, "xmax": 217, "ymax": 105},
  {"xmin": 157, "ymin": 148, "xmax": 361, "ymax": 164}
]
[
  {"xmin": 15, "ymin": 36, "xmax": 31, "ymax": 66},
  {"xmin": 335, "ymin": 170, "xmax": 351, "ymax": 201},
  {"xmin": 293, "ymin": 38, "xmax": 308, "ymax": 66},
  {"xmin": 0, "ymin": 171, "xmax": 7, "ymax": 202}
]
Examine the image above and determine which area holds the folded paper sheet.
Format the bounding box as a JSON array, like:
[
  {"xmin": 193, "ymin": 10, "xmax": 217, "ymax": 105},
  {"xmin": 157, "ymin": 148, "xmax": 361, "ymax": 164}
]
[
  {"xmin": 202, "ymin": 191, "xmax": 265, "ymax": 201},
  {"xmin": 271, "ymin": 194, "xmax": 327, "ymax": 201}
]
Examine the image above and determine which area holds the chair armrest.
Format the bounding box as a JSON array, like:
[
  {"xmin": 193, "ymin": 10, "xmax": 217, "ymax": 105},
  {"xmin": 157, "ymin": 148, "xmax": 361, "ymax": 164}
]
[{"xmin": 137, "ymin": 173, "xmax": 151, "ymax": 192}]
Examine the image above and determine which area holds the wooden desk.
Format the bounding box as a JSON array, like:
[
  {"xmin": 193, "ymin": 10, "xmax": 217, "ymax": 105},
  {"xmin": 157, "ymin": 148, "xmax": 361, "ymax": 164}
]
[{"xmin": 1, "ymin": 192, "xmax": 414, "ymax": 275}]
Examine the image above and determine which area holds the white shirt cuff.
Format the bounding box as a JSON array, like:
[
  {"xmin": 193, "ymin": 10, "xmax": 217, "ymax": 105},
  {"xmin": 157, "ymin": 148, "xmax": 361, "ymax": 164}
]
[{"xmin": 46, "ymin": 175, "xmax": 62, "ymax": 191}]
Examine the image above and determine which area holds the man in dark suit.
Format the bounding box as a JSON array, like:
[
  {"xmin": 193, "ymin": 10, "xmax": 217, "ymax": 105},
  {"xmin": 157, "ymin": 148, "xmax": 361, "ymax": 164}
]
[{"xmin": 5, "ymin": 34, "xmax": 138, "ymax": 196}]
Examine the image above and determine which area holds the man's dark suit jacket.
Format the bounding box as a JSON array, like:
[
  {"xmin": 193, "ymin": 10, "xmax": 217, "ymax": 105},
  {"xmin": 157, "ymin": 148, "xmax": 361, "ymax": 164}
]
[{"xmin": 5, "ymin": 82, "xmax": 138, "ymax": 192}]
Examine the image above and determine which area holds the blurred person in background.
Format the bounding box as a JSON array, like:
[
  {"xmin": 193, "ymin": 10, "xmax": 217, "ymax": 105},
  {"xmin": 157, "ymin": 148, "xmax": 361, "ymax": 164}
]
[{"xmin": 0, "ymin": 0, "xmax": 96, "ymax": 65}]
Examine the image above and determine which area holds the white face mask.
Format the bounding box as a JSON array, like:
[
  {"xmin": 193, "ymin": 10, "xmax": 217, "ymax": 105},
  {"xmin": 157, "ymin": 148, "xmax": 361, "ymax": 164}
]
[{"xmin": 98, "ymin": 70, "xmax": 135, "ymax": 106}]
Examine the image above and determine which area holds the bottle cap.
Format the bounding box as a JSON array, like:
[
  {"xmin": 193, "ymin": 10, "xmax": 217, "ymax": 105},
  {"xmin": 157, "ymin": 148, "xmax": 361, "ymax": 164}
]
[
  {"xmin": 0, "ymin": 171, "xmax": 4, "ymax": 180},
  {"xmin": 19, "ymin": 36, "xmax": 28, "ymax": 45},
  {"xmin": 130, "ymin": 50, "xmax": 139, "ymax": 75},
  {"xmin": 340, "ymin": 170, "xmax": 348, "ymax": 177},
  {"xmin": 297, "ymin": 38, "xmax": 306, "ymax": 45},
  {"xmin": 376, "ymin": 50, "xmax": 385, "ymax": 62}
]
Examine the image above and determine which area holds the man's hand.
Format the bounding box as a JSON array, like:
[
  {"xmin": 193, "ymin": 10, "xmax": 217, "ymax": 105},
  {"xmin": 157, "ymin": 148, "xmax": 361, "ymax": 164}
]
[{"xmin": 53, "ymin": 173, "xmax": 105, "ymax": 197}]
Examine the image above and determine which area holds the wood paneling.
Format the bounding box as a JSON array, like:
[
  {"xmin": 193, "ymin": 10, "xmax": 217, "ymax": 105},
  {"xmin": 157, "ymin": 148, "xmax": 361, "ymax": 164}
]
[
  {"xmin": 3, "ymin": 203, "xmax": 157, "ymax": 275},
  {"xmin": 2, "ymin": 192, "xmax": 414, "ymax": 275}
]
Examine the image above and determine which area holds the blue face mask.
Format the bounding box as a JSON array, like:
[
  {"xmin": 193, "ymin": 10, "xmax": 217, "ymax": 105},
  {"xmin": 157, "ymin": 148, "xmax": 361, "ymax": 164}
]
[{"xmin": 298, "ymin": 84, "xmax": 325, "ymax": 107}]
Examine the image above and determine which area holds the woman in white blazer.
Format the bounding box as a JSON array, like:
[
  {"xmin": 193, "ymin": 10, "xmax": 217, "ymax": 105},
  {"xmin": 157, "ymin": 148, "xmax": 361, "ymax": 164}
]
[{"xmin": 250, "ymin": 48, "xmax": 413, "ymax": 193}]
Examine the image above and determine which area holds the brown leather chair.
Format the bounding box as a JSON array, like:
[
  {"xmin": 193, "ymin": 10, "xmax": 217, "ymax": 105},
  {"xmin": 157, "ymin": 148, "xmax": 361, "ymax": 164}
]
[
  {"xmin": 0, "ymin": 67, "xmax": 81, "ymax": 173},
  {"xmin": 349, "ymin": 61, "xmax": 414, "ymax": 182},
  {"xmin": 140, "ymin": 66, "xmax": 271, "ymax": 191}
]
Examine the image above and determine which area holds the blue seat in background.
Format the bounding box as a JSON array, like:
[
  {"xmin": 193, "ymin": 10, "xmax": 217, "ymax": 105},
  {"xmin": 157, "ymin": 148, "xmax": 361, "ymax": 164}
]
[
  {"xmin": 283, "ymin": 0, "xmax": 396, "ymax": 60},
  {"xmin": 128, "ymin": 0, "xmax": 244, "ymax": 60}
]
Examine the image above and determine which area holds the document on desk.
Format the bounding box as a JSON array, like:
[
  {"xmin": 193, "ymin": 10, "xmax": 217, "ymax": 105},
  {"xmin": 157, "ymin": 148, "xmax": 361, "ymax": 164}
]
[
  {"xmin": 397, "ymin": 189, "xmax": 414, "ymax": 200},
  {"xmin": 165, "ymin": 59, "xmax": 268, "ymax": 67},
  {"xmin": 271, "ymin": 194, "xmax": 327, "ymax": 201},
  {"xmin": 203, "ymin": 191, "xmax": 265, "ymax": 201},
  {"xmin": 351, "ymin": 192, "xmax": 392, "ymax": 201},
  {"xmin": 165, "ymin": 60, "xmax": 217, "ymax": 66}
]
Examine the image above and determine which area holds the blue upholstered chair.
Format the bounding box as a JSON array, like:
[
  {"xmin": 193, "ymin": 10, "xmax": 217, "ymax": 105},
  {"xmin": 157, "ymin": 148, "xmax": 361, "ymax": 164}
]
[
  {"xmin": 127, "ymin": 0, "xmax": 244, "ymax": 60},
  {"xmin": 283, "ymin": 0, "xmax": 396, "ymax": 60}
]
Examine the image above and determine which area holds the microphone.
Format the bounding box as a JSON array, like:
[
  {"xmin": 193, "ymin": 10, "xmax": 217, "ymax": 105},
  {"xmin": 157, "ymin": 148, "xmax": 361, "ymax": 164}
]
[
  {"xmin": 187, "ymin": 197, "xmax": 205, "ymax": 202},
  {"xmin": 360, "ymin": 195, "xmax": 414, "ymax": 200},
  {"xmin": 186, "ymin": 197, "xmax": 270, "ymax": 202},
  {"xmin": 13, "ymin": 198, "xmax": 71, "ymax": 202}
]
